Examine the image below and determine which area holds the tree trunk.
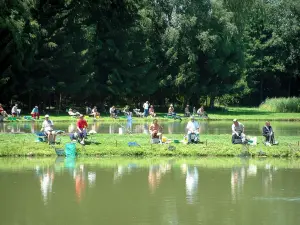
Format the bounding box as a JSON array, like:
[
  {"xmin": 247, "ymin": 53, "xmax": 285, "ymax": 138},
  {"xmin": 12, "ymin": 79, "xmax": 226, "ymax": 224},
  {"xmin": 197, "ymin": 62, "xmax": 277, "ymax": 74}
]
[
  {"xmin": 209, "ymin": 96, "xmax": 215, "ymax": 109},
  {"xmin": 28, "ymin": 91, "xmax": 32, "ymax": 112},
  {"xmin": 59, "ymin": 93, "xmax": 62, "ymax": 113},
  {"xmin": 260, "ymin": 79, "xmax": 264, "ymax": 103}
]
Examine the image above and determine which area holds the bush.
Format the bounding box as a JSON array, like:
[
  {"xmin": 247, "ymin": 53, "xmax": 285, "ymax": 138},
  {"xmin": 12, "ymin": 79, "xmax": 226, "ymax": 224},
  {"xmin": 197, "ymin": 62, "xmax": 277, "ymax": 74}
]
[{"xmin": 259, "ymin": 97, "xmax": 300, "ymax": 113}]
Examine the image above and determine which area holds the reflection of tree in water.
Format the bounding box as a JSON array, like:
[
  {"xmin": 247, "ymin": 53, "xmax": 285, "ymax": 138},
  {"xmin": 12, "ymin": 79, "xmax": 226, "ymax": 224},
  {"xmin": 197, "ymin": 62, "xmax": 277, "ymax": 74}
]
[
  {"xmin": 186, "ymin": 166, "xmax": 199, "ymax": 204},
  {"xmin": 35, "ymin": 166, "xmax": 55, "ymax": 205},
  {"xmin": 148, "ymin": 164, "xmax": 171, "ymax": 193}
]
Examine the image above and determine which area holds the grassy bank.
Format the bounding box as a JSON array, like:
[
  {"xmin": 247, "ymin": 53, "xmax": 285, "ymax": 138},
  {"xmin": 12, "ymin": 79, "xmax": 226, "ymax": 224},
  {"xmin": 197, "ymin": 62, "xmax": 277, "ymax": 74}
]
[
  {"xmin": 1, "ymin": 157, "xmax": 300, "ymax": 171},
  {"xmin": 1, "ymin": 133, "xmax": 300, "ymax": 158},
  {"xmin": 2, "ymin": 107, "xmax": 300, "ymax": 122}
]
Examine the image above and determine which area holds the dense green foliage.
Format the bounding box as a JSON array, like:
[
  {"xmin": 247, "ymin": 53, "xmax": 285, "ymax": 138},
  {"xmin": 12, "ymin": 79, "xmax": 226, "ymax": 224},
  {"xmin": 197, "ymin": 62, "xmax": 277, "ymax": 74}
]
[
  {"xmin": 260, "ymin": 97, "xmax": 300, "ymax": 113},
  {"xmin": 1, "ymin": 0, "xmax": 300, "ymax": 111}
]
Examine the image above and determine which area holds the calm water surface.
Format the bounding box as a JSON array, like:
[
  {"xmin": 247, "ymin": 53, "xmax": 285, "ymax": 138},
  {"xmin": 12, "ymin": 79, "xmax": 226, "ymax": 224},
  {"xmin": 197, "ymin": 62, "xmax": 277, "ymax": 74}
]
[
  {"xmin": 0, "ymin": 158, "xmax": 300, "ymax": 225},
  {"xmin": 1, "ymin": 120, "xmax": 300, "ymax": 136}
]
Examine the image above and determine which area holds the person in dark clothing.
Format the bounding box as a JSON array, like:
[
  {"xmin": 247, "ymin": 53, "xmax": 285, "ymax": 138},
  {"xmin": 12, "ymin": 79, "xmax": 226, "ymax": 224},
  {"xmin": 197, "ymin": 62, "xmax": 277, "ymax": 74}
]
[{"xmin": 262, "ymin": 121, "xmax": 277, "ymax": 145}]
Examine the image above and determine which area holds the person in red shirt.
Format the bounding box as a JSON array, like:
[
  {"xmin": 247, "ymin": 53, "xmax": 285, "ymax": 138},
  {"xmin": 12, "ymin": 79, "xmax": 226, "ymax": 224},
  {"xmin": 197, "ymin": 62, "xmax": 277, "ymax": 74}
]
[
  {"xmin": 0, "ymin": 103, "xmax": 8, "ymax": 117},
  {"xmin": 77, "ymin": 114, "xmax": 88, "ymax": 144}
]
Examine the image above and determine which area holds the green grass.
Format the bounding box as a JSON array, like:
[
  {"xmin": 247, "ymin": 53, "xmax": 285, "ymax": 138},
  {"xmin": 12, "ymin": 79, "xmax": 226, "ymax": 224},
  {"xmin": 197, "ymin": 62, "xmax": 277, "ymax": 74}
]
[
  {"xmin": 3, "ymin": 107, "xmax": 300, "ymax": 122},
  {"xmin": 1, "ymin": 133, "xmax": 300, "ymax": 158},
  {"xmin": 259, "ymin": 97, "xmax": 300, "ymax": 113},
  {"xmin": 1, "ymin": 157, "xmax": 300, "ymax": 171}
]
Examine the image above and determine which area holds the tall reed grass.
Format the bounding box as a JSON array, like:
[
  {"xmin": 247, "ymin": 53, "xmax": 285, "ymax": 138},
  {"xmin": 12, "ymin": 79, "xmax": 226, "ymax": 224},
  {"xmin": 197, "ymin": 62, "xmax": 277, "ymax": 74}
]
[{"xmin": 260, "ymin": 97, "xmax": 300, "ymax": 113}]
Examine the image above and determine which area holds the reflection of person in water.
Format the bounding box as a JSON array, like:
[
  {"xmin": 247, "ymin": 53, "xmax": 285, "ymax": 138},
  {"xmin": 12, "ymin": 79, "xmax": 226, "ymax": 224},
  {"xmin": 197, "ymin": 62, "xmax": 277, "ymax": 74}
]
[
  {"xmin": 231, "ymin": 167, "xmax": 246, "ymax": 202},
  {"xmin": 148, "ymin": 164, "xmax": 171, "ymax": 193},
  {"xmin": 143, "ymin": 123, "xmax": 149, "ymax": 134},
  {"xmin": 39, "ymin": 168, "xmax": 55, "ymax": 204},
  {"xmin": 126, "ymin": 119, "xmax": 132, "ymax": 132},
  {"xmin": 68, "ymin": 123, "xmax": 75, "ymax": 133},
  {"xmin": 263, "ymin": 164, "xmax": 276, "ymax": 194},
  {"xmin": 88, "ymin": 171, "xmax": 96, "ymax": 187},
  {"xmin": 186, "ymin": 166, "xmax": 199, "ymax": 204},
  {"xmin": 74, "ymin": 165, "xmax": 85, "ymax": 203}
]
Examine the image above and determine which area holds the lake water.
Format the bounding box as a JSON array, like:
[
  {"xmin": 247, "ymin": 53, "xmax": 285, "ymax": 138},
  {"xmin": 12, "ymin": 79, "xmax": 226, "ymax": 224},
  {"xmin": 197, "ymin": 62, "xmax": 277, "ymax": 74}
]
[
  {"xmin": 0, "ymin": 157, "xmax": 300, "ymax": 225},
  {"xmin": 1, "ymin": 120, "xmax": 300, "ymax": 136}
]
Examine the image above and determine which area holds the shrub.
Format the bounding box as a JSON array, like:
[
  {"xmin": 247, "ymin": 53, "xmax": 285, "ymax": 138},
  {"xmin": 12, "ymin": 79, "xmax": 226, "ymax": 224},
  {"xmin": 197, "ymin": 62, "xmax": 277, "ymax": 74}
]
[{"xmin": 259, "ymin": 97, "xmax": 300, "ymax": 113}]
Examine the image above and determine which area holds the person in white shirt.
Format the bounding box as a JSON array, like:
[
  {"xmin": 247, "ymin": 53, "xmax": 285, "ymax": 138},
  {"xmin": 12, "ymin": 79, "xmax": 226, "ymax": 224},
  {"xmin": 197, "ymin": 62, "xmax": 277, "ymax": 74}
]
[
  {"xmin": 232, "ymin": 119, "xmax": 245, "ymax": 144},
  {"xmin": 186, "ymin": 116, "xmax": 200, "ymax": 143},
  {"xmin": 143, "ymin": 101, "xmax": 149, "ymax": 117},
  {"xmin": 11, "ymin": 104, "xmax": 18, "ymax": 117},
  {"xmin": 91, "ymin": 106, "xmax": 100, "ymax": 118},
  {"xmin": 41, "ymin": 115, "xmax": 56, "ymax": 144}
]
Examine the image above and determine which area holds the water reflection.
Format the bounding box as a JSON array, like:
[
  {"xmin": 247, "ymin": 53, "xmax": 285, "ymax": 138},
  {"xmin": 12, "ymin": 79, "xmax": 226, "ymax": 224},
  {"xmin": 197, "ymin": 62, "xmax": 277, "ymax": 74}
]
[
  {"xmin": 1, "ymin": 158, "xmax": 299, "ymax": 225},
  {"xmin": 1, "ymin": 120, "xmax": 300, "ymax": 136},
  {"xmin": 5, "ymin": 158, "xmax": 286, "ymax": 208},
  {"xmin": 113, "ymin": 163, "xmax": 138, "ymax": 182},
  {"xmin": 148, "ymin": 163, "xmax": 171, "ymax": 193},
  {"xmin": 181, "ymin": 164, "xmax": 199, "ymax": 204},
  {"xmin": 231, "ymin": 166, "xmax": 246, "ymax": 202},
  {"xmin": 74, "ymin": 165, "xmax": 85, "ymax": 202},
  {"xmin": 35, "ymin": 166, "xmax": 55, "ymax": 205}
]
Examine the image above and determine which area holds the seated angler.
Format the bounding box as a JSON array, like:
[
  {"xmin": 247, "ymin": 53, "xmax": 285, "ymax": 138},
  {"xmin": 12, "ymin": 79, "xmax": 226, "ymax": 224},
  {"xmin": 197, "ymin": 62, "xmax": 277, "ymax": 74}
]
[
  {"xmin": 149, "ymin": 105, "xmax": 156, "ymax": 117},
  {"xmin": 232, "ymin": 119, "xmax": 246, "ymax": 144},
  {"xmin": 0, "ymin": 103, "xmax": 9, "ymax": 117},
  {"xmin": 262, "ymin": 121, "xmax": 278, "ymax": 145},
  {"xmin": 77, "ymin": 114, "xmax": 88, "ymax": 145},
  {"xmin": 41, "ymin": 115, "xmax": 56, "ymax": 144},
  {"xmin": 186, "ymin": 116, "xmax": 200, "ymax": 144},
  {"xmin": 184, "ymin": 105, "xmax": 191, "ymax": 117},
  {"xmin": 31, "ymin": 106, "xmax": 40, "ymax": 119},
  {"xmin": 149, "ymin": 119, "xmax": 163, "ymax": 143}
]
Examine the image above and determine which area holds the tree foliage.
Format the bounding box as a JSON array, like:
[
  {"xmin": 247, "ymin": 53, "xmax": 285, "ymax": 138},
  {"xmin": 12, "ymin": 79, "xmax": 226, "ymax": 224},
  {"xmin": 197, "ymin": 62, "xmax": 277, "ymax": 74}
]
[{"xmin": 0, "ymin": 0, "xmax": 299, "ymax": 110}]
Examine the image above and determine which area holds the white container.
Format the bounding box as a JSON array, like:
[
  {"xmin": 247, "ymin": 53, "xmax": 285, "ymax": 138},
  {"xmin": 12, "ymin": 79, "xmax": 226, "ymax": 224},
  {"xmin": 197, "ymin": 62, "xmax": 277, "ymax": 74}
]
[{"xmin": 119, "ymin": 127, "xmax": 124, "ymax": 135}]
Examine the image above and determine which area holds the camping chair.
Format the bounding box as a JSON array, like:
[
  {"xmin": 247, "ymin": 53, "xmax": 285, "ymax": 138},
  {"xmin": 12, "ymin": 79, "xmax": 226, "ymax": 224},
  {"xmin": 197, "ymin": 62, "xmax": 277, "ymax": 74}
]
[
  {"xmin": 185, "ymin": 133, "xmax": 200, "ymax": 144},
  {"xmin": 133, "ymin": 109, "xmax": 144, "ymax": 117},
  {"xmin": 149, "ymin": 132, "xmax": 162, "ymax": 144},
  {"xmin": 35, "ymin": 131, "xmax": 62, "ymax": 144}
]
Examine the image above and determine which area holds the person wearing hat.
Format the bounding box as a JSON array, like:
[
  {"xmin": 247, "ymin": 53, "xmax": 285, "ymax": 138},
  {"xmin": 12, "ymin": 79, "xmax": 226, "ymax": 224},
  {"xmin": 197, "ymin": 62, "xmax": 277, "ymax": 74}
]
[
  {"xmin": 31, "ymin": 106, "xmax": 40, "ymax": 119},
  {"xmin": 41, "ymin": 115, "xmax": 56, "ymax": 144},
  {"xmin": 184, "ymin": 104, "xmax": 191, "ymax": 117},
  {"xmin": 186, "ymin": 116, "xmax": 200, "ymax": 143},
  {"xmin": 77, "ymin": 114, "xmax": 88, "ymax": 145},
  {"xmin": 232, "ymin": 119, "xmax": 245, "ymax": 144}
]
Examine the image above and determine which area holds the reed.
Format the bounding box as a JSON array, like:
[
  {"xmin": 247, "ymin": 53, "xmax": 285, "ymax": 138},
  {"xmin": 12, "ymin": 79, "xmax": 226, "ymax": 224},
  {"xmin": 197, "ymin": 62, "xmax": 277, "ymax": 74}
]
[{"xmin": 260, "ymin": 97, "xmax": 300, "ymax": 113}]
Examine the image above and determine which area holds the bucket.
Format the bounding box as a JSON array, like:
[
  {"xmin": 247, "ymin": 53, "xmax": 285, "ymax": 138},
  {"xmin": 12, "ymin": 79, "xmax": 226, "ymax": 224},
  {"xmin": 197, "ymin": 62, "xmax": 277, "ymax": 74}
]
[
  {"xmin": 65, "ymin": 143, "xmax": 76, "ymax": 157},
  {"xmin": 162, "ymin": 136, "xmax": 167, "ymax": 143},
  {"xmin": 119, "ymin": 127, "xmax": 124, "ymax": 135}
]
